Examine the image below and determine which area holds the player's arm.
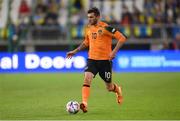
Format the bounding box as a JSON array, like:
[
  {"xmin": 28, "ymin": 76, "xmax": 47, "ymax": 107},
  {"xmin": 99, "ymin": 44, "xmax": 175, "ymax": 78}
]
[
  {"xmin": 105, "ymin": 26, "xmax": 127, "ymax": 60},
  {"xmin": 66, "ymin": 26, "xmax": 89, "ymax": 59},
  {"xmin": 111, "ymin": 30, "xmax": 127, "ymax": 60},
  {"xmin": 110, "ymin": 40, "xmax": 124, "ymax": 60},
  {"xmin": 66, "ymin": 42, "xmax": 88, "ymax": 59}
]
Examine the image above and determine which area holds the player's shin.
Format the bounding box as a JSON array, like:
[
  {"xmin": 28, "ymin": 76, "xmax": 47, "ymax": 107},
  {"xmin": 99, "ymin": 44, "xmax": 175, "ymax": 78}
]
[{"xmin": 82, "ymin": 84, "xmax": 90, "ymax": 106}]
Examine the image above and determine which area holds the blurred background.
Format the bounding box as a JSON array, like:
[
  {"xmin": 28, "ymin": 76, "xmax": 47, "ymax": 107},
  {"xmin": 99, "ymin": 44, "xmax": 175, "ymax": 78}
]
[
  {"xmin": 0, "ymin": 1, "xmax": 180, "ymax": 119},
  {"xmin": 0, "ymin": 0, "xmax": 180, "ymax": 52}
]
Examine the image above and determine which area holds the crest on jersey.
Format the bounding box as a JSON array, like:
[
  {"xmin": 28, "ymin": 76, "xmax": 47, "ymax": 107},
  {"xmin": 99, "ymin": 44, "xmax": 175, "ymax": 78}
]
[{"xmin": 98, "ymin": 29, "xmax": 103, "ymax": 35}]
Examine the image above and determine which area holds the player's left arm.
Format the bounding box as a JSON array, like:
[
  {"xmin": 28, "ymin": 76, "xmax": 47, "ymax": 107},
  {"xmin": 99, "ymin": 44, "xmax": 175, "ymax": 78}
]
[
  {"xmin": 110, "ymin": 30, "xmax": 127, "ymax": 60},
  {"xmin": 105, "ymin": 26, "xmax": 127, "ymax": 60},
  {"xmin": 110, "ymin": 40, "xmax": 123, "ymax": 60}
]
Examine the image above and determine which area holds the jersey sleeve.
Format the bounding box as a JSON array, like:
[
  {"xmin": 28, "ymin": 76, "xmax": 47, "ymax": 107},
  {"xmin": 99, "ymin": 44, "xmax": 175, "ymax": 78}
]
[
  {"xmin": 114, "ymin": 30, "xmax": 127, "ymax": 42},
  {"xmin": 105, "ymin": 26, "xmax": 127, "ymax": 42},
  {"xmin": 83, "ymin": 27, "xmax": 89, "ymax": 46}
]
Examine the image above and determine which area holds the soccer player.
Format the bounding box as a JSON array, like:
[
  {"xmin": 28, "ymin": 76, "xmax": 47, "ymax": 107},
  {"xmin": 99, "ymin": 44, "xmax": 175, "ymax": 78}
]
[{"xmin": 66, "ymin": 7, "xmax": 127, "ymax": 113}]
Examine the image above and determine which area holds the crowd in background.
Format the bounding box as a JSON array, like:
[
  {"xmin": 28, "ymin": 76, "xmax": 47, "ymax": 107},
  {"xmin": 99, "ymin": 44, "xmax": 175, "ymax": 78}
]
[
  {"xmin": 0, "ymin": 0, "xmax": 180, "ymax": 51},
  {"xmin": 16, "ymin": 0, "xmax": 180, "ymax": 26},
  {"xmin": 16, "ymin": 0, "xmax": 180, "ymax": 38}
]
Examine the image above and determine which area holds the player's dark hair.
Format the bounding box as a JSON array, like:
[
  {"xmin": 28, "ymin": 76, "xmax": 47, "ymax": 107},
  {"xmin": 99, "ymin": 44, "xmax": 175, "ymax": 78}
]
[{"xmin": 87, "ymin": 7, "xmax": 100, "ymax": 16}]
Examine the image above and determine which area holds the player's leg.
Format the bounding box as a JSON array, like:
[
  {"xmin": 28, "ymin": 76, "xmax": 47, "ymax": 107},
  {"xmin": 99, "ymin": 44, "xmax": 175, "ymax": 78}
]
[
  {"xmin": 99, "ymin": 60, "xmax": 123, "ymax": 104},
  {"xmin": 81, "ymin": 72, "xmax": 94, "ymax": 107},
  {"xmin": 105, "ymin": 82, "xmax": 123, "ymax": 104},
  {"xmin": 80, "ymin": 59, "xmax": 98, "ymax": 113}
]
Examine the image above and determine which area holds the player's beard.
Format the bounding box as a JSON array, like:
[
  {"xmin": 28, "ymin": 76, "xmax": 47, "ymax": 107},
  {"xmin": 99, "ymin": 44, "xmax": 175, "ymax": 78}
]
[{"xmin": 89, "ymin": 18, "xmax": 98, "ymax": 25}]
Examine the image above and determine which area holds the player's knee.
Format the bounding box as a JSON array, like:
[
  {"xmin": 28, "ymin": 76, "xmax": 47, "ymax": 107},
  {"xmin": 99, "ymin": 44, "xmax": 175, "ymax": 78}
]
[
  {"xmin": 84, "ymin": 74, "xmax": 93, "ymax": 85},
  {"xmin": 84, "ymin": 75, "xmax": 91, "ymax": 82}
]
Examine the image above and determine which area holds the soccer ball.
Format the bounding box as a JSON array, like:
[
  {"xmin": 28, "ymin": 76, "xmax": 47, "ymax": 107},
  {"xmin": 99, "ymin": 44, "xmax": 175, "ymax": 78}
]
[{"xmin": 66, "ymin": 101, "xmax": 80, "ymax": 114}]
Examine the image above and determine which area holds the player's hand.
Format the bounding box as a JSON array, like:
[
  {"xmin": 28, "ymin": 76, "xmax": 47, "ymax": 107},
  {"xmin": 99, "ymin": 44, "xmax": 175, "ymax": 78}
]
[
  {"xmin": 66, "ymin": 51, "xmax": 76, "ymax": 59},
  {"xmin": 109, "ymin": 52, "xmax": 116, "ymax": 60}
]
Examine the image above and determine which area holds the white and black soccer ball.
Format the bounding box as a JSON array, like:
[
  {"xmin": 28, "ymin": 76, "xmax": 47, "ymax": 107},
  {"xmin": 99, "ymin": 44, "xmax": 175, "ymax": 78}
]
[{"xmin": 66, "ymin": 101, "xmax": 80, "ymax": 114}]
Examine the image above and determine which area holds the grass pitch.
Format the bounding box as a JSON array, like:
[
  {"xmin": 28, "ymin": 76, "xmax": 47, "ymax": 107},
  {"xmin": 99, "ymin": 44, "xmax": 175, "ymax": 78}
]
[{"xmin": 0, "ymin": 72, "xmax": 180, "ymax": 120}]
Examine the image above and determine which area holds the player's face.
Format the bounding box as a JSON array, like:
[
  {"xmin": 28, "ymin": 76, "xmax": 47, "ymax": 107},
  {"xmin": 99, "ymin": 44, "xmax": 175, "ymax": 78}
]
[{"xmin": 87, "ymin": 13, "xmax": 99, "ymax": 25}]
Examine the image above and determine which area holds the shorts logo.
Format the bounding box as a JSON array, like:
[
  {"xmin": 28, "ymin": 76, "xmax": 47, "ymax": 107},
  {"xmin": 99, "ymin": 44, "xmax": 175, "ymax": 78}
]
[{"xmin": 84, "ymin": 66, "xmax": 88, "ymax": 70}]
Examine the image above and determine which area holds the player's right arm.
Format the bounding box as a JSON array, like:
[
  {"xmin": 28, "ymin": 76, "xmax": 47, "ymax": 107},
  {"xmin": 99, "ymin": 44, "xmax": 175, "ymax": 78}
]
[
  {"xmin": 66, "ymin": 27, "xmax": 89, "ymax": 59},
  {"xmin": 66, "ymin": 42, "xmax": 88, "ymax": 59}
]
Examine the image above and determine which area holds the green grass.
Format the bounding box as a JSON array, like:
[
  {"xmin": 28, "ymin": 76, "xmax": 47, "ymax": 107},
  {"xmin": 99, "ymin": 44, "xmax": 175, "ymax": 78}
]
[{"xmin": 0, "ymin": 72, "xmax": 180, "ymax": 120}]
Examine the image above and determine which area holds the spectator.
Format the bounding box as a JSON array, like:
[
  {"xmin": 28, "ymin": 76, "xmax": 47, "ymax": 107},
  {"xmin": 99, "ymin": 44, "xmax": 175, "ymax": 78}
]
[
  {"xmin": 165, "ymin": 0, "xmax": 178, "ymax": 24},
  {"xmin": 7, "ymin": 24, "xmax": 20, "ymax": 52},
  {"xmin": 44, "ymin": 4, "xmax": 58, "ymax": 26},
  {"xmin": 45, "ymin": 13, "xmax": 58, "ymax": 26},
  {"xmin": 19, "ymin": 0, "xmax": 31, "ymax": 25},
  {"xmin": 132, "ymin": 5, "xmax": 141, "ymax": 24},
  {"xmin": 154, "ymin": 0, "xmax": 164, "ymax": 25},
  {"xmin": 58, "ymin": 0, "xmax": 67, "ymax": 26},
  {"xmin": 72, "ymin": 0, "xmax": 83, "ymax": 13},
  {"xmin": 120, "ymin": 4, "xmax": 132, "ymax": 25},
  {"xmin": 36, "ymin": 1, "xmax": 47, "ymax": 13},
  {"xmin": 33, "ymin": 3, "xmax": 47, "ymax": 25},
  {"xmin": 173, "ymin": 33, "xmax": 180, "ymax": 50},
  {"xmin": 19, "ymin": 0, "xmax": 30, "ymax": 16},
  {"xmin": 176, "ymin": 15, "xmax": 180, "ymax": 25}
]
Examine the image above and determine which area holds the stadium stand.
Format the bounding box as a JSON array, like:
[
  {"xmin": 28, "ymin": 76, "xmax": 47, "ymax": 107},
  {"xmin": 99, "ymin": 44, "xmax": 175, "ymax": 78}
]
[{"xmin": 0, "ymin": 0, "xmax": 179, "ymax": 52}]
